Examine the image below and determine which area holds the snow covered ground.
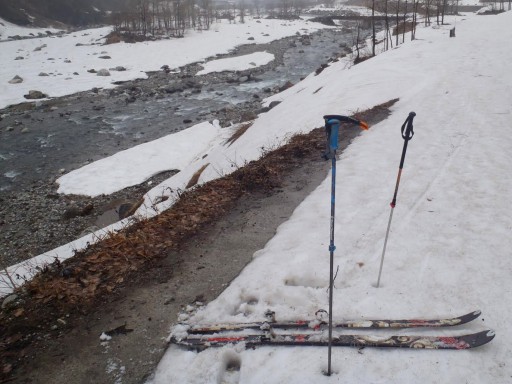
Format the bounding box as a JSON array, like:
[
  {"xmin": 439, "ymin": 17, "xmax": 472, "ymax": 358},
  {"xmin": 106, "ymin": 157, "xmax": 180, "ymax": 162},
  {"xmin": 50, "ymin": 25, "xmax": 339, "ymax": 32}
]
[
  {"xmin": 0, "ymin": 17, "xmax": 329, "ymax": 110},
  {"xmin": 0, "ymin": 18, "xmax": 61, "ymax": 41},
  {"xmin": 146, "ymin": 11, "xmax": 512, "ymax": 384},
  {"xmin": 197, "ymin": 51, "xmax": 275, "ymax": 75},
  {"xmin": 1, "ymin": 7, "xmax": 511, "ymax": 383}
]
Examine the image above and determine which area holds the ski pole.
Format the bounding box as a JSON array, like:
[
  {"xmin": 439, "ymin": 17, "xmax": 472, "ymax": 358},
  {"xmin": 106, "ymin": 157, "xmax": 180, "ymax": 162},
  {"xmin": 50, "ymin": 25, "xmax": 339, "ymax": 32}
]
[
  {"xmin": 323, "ymin": 115, "xmax": 368, "ymax": 376},
  {"xmin": 376, "ymin": 112, "xmax": 416, "ymax": 288}
]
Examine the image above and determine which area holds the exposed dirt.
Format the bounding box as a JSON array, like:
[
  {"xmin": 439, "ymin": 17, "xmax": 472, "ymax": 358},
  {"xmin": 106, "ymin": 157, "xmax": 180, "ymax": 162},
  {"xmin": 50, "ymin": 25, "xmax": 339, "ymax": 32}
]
[{"xmin": 0, "ymin": 99, "xmax": 396, "ymax": 383}]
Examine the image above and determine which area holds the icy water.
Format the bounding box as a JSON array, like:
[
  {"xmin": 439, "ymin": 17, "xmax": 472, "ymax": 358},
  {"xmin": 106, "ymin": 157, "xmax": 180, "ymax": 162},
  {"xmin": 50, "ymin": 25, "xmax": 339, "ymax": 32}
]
[{"xmin": 0, "ymin": 23, "xmax": 371, "ymax": 193}]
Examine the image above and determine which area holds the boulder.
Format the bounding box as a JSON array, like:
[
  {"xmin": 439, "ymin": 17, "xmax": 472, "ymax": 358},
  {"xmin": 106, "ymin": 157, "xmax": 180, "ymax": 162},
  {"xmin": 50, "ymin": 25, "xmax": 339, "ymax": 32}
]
[
  {"xmin": 96, "ymin": 69, "xmax": 111, "ymax": 76},
  {"xmin": 268, "ymin": 100, "xmax": 282, "ymax": 109},
  {"xmin": 33, "ymin": 44, "xmax": 47, "ymax": 51},
  {"xmin": 278, "ymin": 81, "xmax": 294, "ymax": 92},
  {"xmin": 8, "ymin": 75, "xmax": 23, "ymax": 84},
  {"xmin": 2, "ymin": 294, "xmax": 19, "ymax": 309},
  {"xmin": 24, "ymin": 90, "xmax": 48, "ymax": 99}
]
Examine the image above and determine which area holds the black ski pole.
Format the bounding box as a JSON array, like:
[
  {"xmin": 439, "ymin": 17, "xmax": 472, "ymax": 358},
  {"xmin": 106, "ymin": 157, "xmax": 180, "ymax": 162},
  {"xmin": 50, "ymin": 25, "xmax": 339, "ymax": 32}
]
[
  {"xmin": 376, "ymin": 112, "xmax": 416, "ymax": 288},
  {"xmin": 323, "ymin": 115, "xmax": 368, "ymax": 376}
]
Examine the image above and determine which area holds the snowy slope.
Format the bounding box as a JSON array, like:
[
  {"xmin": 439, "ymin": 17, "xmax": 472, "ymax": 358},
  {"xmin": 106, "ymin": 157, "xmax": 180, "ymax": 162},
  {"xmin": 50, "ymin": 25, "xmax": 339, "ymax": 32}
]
[
  {"xmin": 0, "ymin": 18, "xmax": 61, "ymax": 40},
  {"xmin": 150, "ymin": 12, "xmax": 512, "ymax": 383}
]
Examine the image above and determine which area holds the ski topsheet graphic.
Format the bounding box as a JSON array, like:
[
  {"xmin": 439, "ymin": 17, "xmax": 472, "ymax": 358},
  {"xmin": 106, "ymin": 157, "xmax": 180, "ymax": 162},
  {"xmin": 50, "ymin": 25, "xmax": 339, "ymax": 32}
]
[
  {"xmin": 173, "ymin": 330, "xmax": 495, "ymax": 350},
  {"xmin": 186, "ymin": 310, "xmax": 483, "ymax": 334},
  {"xmin": 172, "ymin": 310, "xmax": 494, "ymax": 351}
]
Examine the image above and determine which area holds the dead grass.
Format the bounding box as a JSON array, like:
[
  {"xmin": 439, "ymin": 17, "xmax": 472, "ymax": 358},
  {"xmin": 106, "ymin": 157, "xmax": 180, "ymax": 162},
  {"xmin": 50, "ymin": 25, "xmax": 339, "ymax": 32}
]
[
  {"xmin": 186, "ymin": 163, "xmax": 210, "ymax": 188},
  {"xmin": 225, "ymin": 122, "xmax": 253, "ymax": 146}
]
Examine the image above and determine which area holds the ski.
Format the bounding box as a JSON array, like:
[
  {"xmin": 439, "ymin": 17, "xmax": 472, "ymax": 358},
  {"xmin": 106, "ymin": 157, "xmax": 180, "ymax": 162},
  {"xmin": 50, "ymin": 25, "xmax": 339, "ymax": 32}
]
[
  {"xmin": 186, "ymin": 310, "xmax": 482, "ymax": 334},
  {"xmin": 173, "ymin": 329, "xmax": 495, "ymax": 350}
]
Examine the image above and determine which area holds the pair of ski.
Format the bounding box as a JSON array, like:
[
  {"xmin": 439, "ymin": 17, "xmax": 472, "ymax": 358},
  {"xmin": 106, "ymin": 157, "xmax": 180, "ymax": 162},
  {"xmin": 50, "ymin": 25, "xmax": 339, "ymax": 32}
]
[{"xmin": 172, "ymin": 310, "xmax": 495, "ymax": 350}]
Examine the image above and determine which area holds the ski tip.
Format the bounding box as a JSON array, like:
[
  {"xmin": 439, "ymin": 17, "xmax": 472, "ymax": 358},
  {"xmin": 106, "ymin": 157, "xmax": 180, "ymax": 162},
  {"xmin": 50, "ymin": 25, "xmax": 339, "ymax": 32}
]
[
  {"xmin": 473, "ymin": 310, "xmax": 482, "ymax": 317},
  {"xmin": 465, "ymin": 329, "xmax": 495, "ymax": 348}
]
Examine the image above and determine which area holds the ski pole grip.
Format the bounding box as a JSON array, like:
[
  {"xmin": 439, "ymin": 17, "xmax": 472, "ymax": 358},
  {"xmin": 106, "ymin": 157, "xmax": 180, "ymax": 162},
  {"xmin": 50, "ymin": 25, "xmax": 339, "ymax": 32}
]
[
  {"xmin": 401, "ymin": 112, "xmax": 416, "ymax": 141},
  {"xmin": 322, "ymin": 115, "xmax": 369, "ymax": 160},
  {"xmin": 324, "ymin": 117, "xmax": 341, "ymax": 155}
]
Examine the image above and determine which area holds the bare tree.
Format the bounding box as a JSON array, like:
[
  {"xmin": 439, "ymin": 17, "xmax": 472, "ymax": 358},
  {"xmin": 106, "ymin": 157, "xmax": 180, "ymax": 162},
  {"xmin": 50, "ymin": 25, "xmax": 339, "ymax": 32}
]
[
  {"xmin": 371, "ymin": 0, "xmax": 376, "ymax": 56},
  {"xmin": 239, "ymin": 0, "xmax": 246, "ymax": 23},
  {"xmin": 353, "ymin": 22, "xmax": 362, "ymax": 63},
  {"xmin": 395, "ymin": 0, "xmax": 400, "ymax": 46},
  {"xmin": 424, "ymin": 0, "xmax": 433, "ymax": 26},
  {"xmin": 402, "ymin": 0, "xmax": 407, "ymax": 43},
  {"xmin": 411, "ymin": 0, "xmax": 419, "ymax": 40},
  {"xmin": 137, "ymin": 0, "xmax": 149, "ymax": 36},
  {"xmin": 254, "ymin": 0, "xmax": 262, "ymax": 17}
]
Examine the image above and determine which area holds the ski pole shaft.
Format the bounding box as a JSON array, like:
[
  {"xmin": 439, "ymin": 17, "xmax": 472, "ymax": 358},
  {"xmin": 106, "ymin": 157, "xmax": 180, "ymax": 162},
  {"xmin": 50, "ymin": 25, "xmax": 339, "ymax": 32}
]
[
  {"xmin": 323, "ymin": 115, "xmax": 368, "ymax": 376},
  {"xmin": 328, "ymin": 154, "xmax": 336, "ymax": 376},
  {"xmin": 376, "ymin": 112, "xmax": 416, "ymax": 288}
]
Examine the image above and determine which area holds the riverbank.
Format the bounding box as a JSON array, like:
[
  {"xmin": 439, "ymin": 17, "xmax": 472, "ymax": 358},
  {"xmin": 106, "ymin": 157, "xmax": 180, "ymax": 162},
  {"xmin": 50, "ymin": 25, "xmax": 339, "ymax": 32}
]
[
  {"xmin": 0, "ymin": 25, "xmax": 362, "ymax": 268},
  {"xmin": 1, "ymin": 99, "xmax": 394, "ymax": 383}
]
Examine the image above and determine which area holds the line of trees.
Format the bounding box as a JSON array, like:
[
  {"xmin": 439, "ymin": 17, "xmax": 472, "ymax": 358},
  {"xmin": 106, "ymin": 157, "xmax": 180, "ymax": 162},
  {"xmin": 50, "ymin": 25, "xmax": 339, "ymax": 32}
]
[
  {"xmin": 110, "ymin": 0, "xmax": 310, "ymax": 38},
  {"xmin": 369, "ymin": 0, "xmax": 464, "ymax": 56}
]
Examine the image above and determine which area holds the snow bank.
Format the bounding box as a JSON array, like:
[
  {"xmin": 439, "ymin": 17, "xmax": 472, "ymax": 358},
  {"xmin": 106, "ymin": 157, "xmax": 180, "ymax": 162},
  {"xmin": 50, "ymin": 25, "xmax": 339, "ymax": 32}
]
[
  {"xmin": 150, "ymin": 11, "xmax": 512, "ymax": 384},
  {"xmin": 57, "ymin": 120, "xmax": 225, "ymax": 196},
  {"xmin": 197, "ymin": 51, "xmax": 275, "ymax": 75}
]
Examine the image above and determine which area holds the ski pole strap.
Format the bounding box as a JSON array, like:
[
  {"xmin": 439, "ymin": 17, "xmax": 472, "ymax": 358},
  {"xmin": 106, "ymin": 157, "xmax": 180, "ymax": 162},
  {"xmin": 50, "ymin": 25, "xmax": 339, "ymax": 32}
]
[{"xmin": 401, "ymin": 112, "xmax": 416, "ymax": 141}]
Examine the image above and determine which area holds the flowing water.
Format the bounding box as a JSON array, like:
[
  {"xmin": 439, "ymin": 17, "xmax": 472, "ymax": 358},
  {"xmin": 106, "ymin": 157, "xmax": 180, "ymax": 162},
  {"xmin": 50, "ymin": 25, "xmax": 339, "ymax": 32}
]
[{"xmin": 0, "ymin": 22, "xmax": 372, "ymax": 193}]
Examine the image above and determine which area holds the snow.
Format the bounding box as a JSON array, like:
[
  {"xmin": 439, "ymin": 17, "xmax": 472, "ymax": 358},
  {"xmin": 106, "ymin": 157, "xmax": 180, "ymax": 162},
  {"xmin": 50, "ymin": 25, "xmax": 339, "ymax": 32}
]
[
  {"xmin": 196, "ymin": 51, "xmax": 275, "ymax": 75},
  {"xmin": 0, "ymin": 8, "xmax": 511, "ymax": 383},
  {"xmin": 57, "ymin": 120, "xmax": 226, "ymax": 196},
  {"xmin": 0, "ymin": 17, "xmax": 328, "ymax": 110},
  {"xmin": 0, "ymin": 18, "xmax": 61, "ymax": 41},
  {"xmin": 148, "ymin": 11, "xmax": 511, "ymax": 384}
]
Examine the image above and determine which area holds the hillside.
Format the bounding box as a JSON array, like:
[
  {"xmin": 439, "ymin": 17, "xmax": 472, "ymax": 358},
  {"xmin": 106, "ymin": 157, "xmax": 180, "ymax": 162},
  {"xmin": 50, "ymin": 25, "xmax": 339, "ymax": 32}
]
[{"xmin": 0, "ymin": 0, "xmax": 132, "ymax": 27}]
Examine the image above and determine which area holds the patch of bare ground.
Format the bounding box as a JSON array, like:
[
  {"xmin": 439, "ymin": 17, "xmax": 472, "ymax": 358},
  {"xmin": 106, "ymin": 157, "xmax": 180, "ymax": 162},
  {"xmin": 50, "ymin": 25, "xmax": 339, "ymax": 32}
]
[{"xmin": 0, "ymin": 99, "xmax": 397, "ymax": 383}]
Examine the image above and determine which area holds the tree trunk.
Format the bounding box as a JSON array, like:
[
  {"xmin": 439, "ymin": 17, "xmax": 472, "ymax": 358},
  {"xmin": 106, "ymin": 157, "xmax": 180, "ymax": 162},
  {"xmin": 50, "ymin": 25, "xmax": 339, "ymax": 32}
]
[
  {"xmin": 372, "ymin": 0, "xmax": 376, "ymax": 56},
  {"xmin": 403, "ymin": 0, "xmax": 407, "ymax": 43},
  {"xmin": 396, "ymin": 0, "xmax": 400, "ymax": 46}
]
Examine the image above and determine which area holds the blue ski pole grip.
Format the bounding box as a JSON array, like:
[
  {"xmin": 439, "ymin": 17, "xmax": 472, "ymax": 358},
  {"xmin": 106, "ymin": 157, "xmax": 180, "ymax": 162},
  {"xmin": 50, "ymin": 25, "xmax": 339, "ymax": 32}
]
[
  {"xmin": 328, "ymin": 119, "xmax": 340, "ymax": 152},
  {"xmin": 323, "ymin": 117, "xmax": 341, "ymax": 160}
]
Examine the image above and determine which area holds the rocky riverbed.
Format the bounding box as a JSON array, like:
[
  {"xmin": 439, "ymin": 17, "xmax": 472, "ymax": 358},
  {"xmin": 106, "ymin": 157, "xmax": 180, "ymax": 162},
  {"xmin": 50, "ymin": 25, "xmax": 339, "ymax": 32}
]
[{"xmin": 0, "ymin": 26, "xmax": 364, "ymax": 268}]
